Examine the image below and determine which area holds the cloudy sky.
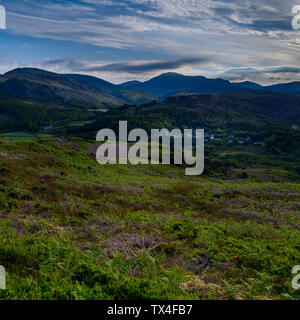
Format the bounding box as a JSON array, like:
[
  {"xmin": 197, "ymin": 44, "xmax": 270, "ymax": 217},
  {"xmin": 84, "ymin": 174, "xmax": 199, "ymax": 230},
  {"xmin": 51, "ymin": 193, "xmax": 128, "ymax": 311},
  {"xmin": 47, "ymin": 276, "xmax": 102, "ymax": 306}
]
[{"xmin": 0, "ymin": 0, "xmax": 299, "ymax": 84}]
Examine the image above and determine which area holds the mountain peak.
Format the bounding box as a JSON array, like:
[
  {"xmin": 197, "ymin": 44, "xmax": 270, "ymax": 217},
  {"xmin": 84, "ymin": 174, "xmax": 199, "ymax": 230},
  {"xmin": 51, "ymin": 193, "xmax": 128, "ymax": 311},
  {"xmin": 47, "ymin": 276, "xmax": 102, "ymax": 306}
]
[
  {"xmin": 120, "ymin": 80, "xmax": 142, "ymax": 88},
  {"xmin": 232, "ymin": 81, "xmax": 262, "ymax": 90},
  {"xmin": 130, "ymin": 72, "xmax": 231, "ymax": 96},
  {"xmin": 156, "ymin": 72, "xmax": 206, "ymax": 80},
  {"xmin": 5, "ymin": 67, "xmax": 57, "ymax": 77},
  {"xmin": 159, "ymin": 72, "xmax": 183, "ymax": 77}
]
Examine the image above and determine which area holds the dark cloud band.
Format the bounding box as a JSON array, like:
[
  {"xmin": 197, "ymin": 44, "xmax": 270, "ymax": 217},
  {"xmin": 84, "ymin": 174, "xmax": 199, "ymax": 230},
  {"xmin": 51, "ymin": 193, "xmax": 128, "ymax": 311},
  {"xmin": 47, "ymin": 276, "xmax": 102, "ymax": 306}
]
[{"xmin": 41, "ymin": 56, "xmax": 214, "ymax": 74}]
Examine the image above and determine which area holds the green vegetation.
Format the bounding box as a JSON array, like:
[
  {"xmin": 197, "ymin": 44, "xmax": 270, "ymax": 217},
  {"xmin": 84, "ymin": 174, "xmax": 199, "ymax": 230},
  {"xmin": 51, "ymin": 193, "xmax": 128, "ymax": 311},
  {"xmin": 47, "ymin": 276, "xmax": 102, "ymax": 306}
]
[
  {"xmin": 73, "ymin": 92, "xmax": 300, "ymax": 138},
  {"xmin": 71, "ymin": 92, "xmax": 300, "ymax": 178},
  {"xmin": 0, "ymin": 132, "xmax": 53, "ymax": 141},
  {"xmin": 0, "ymin": 68, "xmax": 156, "ymax": 135},
  {"xmin": 0, "ymin": 97, "xmax": 99, "ymax": 133},
  {"xmin": 0, "ymin": 138, "xmax": 299, "ymax": 300}
]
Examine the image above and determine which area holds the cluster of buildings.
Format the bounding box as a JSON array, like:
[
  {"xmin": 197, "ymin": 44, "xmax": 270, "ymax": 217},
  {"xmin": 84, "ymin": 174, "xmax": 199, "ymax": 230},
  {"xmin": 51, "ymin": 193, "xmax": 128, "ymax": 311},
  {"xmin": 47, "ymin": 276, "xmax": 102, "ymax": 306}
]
[{"xmin": 204, "ymin": 132, "xmax": 264, "ymax": 146}]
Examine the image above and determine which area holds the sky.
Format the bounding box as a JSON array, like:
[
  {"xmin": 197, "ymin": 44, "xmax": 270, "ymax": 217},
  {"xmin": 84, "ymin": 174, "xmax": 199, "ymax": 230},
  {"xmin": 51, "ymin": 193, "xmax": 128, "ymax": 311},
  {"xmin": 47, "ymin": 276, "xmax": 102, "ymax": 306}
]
[{"xmin": 0, "ymin": 0, "xmax": 299, "ymax": 84}]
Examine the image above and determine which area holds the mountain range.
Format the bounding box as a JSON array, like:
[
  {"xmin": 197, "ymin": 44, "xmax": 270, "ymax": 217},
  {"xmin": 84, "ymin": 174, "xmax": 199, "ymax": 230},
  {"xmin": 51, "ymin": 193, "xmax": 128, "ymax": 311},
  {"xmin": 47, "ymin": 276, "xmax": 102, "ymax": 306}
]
[
  {"xmin": 0, "ymin": 68, "xmax": 155, "ymax": 107},
  {"xmin": 1, "ymin": 68, "xmax": 300, "ymax": 107},
  {"xmin": 1, "ymin": 68, "xmax": 300, "ymax": 105},
  {"xmin": 120, "ymin": 72, "xmax": 300, "ymax": 98},
  {"xmin": 0, "ymin": 67, "xmax": 299, "ymax": 134}
]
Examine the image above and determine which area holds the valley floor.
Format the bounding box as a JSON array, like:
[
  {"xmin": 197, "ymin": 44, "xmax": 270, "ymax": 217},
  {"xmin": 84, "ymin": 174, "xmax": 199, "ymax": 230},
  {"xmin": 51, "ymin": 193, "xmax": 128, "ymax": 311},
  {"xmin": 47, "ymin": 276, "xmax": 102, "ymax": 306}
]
[{"xmin": 0, "ymin": 138, "xmax": 299, "ymax": 300}]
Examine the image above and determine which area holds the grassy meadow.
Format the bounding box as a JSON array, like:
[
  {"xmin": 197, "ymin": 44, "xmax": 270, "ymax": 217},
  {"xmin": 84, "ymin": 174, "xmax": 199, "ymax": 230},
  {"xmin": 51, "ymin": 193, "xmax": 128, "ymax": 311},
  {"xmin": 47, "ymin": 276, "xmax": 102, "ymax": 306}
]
[{"xmin": 0, "ymin": 138, "xmax": 299, "ymax": 300}]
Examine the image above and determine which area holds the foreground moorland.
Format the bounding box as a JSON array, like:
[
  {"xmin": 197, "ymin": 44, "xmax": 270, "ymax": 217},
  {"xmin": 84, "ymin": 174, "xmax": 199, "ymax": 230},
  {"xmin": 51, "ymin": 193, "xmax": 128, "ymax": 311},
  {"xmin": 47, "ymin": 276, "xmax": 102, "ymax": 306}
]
[{"xmin": 0, "ymin": 138, "xmax": 299, "ymax": 300}]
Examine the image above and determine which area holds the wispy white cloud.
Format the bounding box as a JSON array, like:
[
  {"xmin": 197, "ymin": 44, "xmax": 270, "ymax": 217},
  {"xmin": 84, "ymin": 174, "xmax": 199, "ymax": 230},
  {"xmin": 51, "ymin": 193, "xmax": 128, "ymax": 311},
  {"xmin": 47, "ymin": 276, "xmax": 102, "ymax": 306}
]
[{"xmin": 221, "ymin": 66, "xmax": 300, "ymax": 84}]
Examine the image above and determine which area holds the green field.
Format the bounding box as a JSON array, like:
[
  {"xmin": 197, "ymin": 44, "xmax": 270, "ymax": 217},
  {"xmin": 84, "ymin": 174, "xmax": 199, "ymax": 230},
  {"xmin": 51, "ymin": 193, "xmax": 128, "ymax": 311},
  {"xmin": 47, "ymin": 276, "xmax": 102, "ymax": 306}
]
[{"xmin": 0, "ymin": 132, "xmax": 52, "ymax": 141}]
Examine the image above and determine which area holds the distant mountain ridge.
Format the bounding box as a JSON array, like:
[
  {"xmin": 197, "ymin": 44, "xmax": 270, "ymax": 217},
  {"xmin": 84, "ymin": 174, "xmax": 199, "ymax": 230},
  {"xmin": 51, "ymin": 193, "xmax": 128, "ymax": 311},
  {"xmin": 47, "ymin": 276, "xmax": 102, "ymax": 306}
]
[
  {"xmin": 232, "ymin": 81, "xmax": 263, "ymax": 90},
  {"xmin": 1, "ymin": 68, "xmax": 300, "ymax": 109},
  {"xmin": 0, "ymin": 68, "xmax": 155, "ymax": 107},
  {"xmin": 120, "ymin": 72, "xmax": 240, "ymax": 97},
  {"xmin": 120, "ymin": 72, "xmax": 300, "ymax": 97},
  {"xmin": 120, "ymin": 80, "xmax": 143, "ymax": 88},
  {"xmin": 264, "ymin": 82, "xmax": 300, "ymax": 96}
]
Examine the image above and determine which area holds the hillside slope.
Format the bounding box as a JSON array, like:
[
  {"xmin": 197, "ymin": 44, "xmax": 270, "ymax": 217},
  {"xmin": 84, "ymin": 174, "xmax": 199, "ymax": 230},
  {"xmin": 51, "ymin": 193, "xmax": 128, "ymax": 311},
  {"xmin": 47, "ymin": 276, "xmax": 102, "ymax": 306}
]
[
  {"xmin": 264, "ymin": 82, "xmax": 300, "ymax": 96},
  {"xmin": 0, "ymin": 68, "xmax": 156, "ymax": 133},
  {"xmin": 73, "ymin": 92, "xmax": 300, "ymax": 137},
  {"xmin": 0, "ymin": 68, "xmax": 155, "ymax": 107},
  {"xmin": 0, "ymin": 138, "xmax": 299, "ymax": 300}
]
